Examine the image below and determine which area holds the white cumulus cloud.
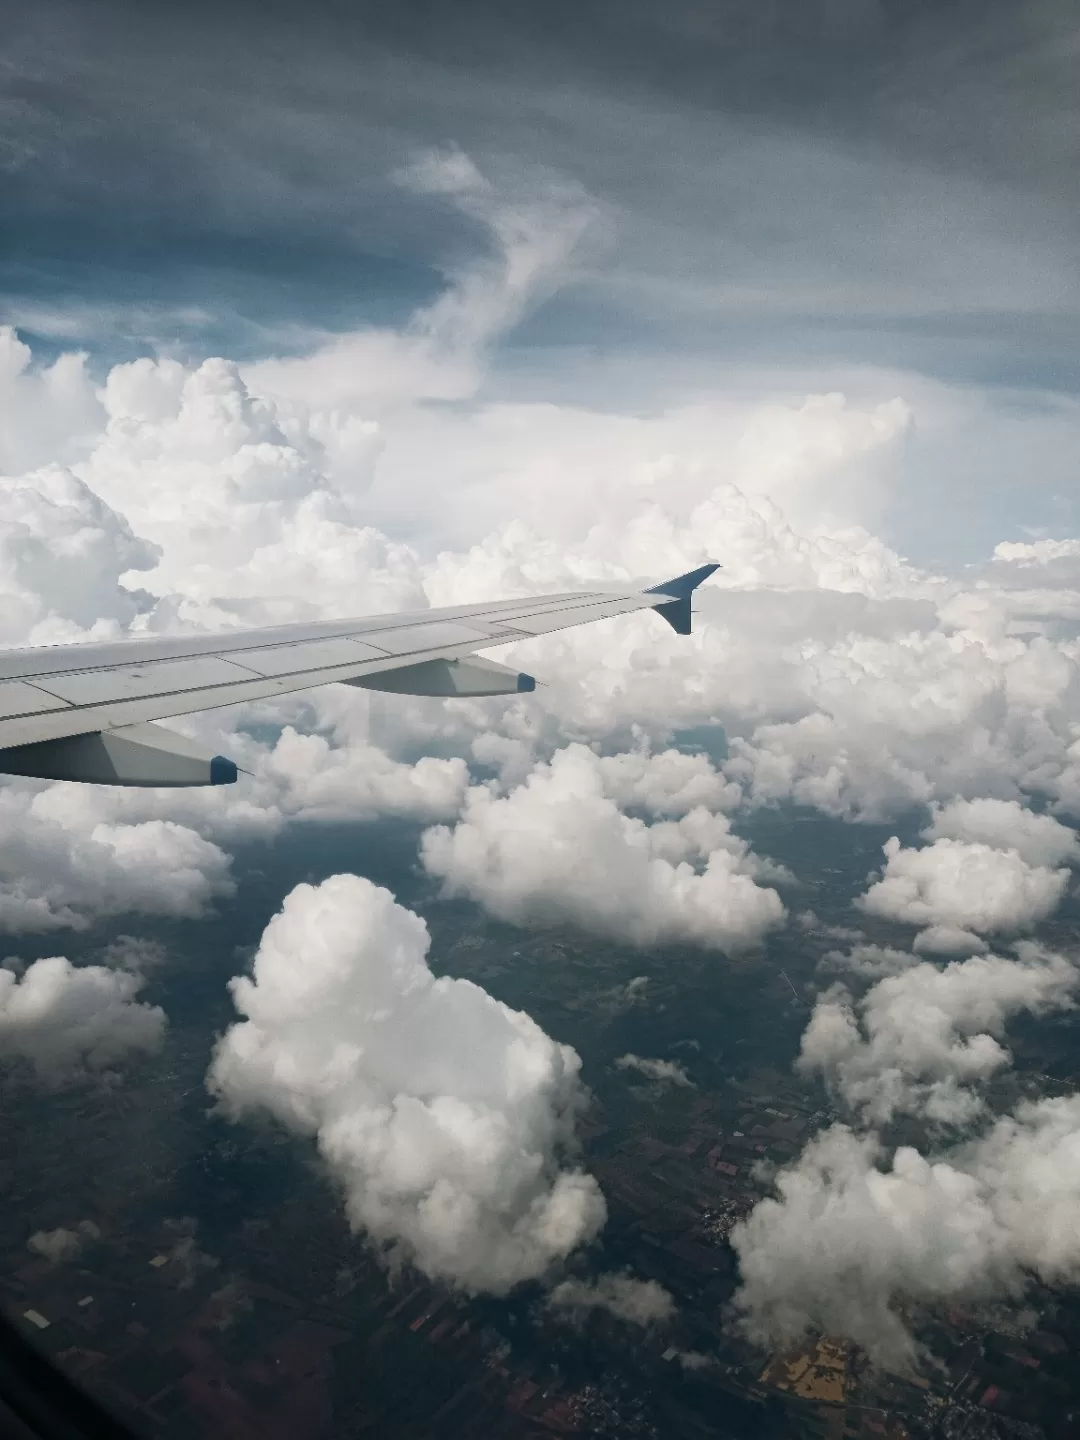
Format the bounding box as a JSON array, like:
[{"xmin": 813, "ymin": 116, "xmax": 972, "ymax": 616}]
[
  {"xmin": 421, "ymin": 745, "xmax": 786, "ymax": 952},
  {"xmin": 731, "ymin": 1095, "xmax": 1080, "ymax": 1370},
  {"xmin": 924, "ymin": 797, "xmax": 1080, "ymax": 868},
  {"xmin": 0, "ymin": 785, "xmax": 234, "ymax": 932},
  {"xmin": 912, "ymin": 926, "xmax": 988, "ymax": 958},
  {"xmin": 858, "ymin": 836, "xmax": 1069, "ymax": 936},
  {"xmin": 820, "ymin": 944, "xmax": 923, "ymax": 980},
  {"xmin": 0, "ymin": 957, "xmax": 166, "ymax": 1076},
  {"xmin": 0, "ymin": 463, "xmax": 158, "ymax": 646},
  {"xmin": 799, "ymin": 947, "xmax": 1078, "ymax": 1125},
  {"xmin": 207, "ymin": 874, "xmax": 606, "ymax": 1293},
  {"xmin": 614, "ymin": 1054, "xmax": 694, "ymax": 1087}
]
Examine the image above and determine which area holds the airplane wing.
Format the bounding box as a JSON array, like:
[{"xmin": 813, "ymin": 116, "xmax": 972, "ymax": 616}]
[{"xmin": 0, "ymin": 564, "xmax": 718, "ymax": 787}]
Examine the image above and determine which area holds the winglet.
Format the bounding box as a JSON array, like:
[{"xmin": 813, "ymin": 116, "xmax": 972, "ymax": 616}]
[{"xmin": 644, "ymin": 562, "xmax": 720, "ymax": 635}]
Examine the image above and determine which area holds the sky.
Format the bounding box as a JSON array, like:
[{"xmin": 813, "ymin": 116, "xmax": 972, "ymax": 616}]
[
  {"xmin": 4, "ymin": 0, "xmax": 1080, "ymax": 1375},
  {"xmin": 4, "ymin": 0, "xmax": 1080, "ymax": 560}
]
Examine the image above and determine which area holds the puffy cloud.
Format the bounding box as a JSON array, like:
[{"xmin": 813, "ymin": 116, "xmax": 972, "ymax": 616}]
[
  {"xmin": 924, "ymin": 797, "xmax": 1080, "ymax": 868},
  {"xmin": 797, "ymin": 912, "xmax": 865, "ymax": 943},
  {"xmin": 820, "ymin": 944, "xmax": 922, "ymax": 980},
  {"xmin": 549, "ymin": 1273, "xmax": 676, "ymax": 1327},
  {"xmin": 0, "ymin": 708, "xmax": 467, "ymax": 939},
  {"xmin": 31, "ymin": 708, "xmax": 471, "ymax": 854},
  {"xmin": 857, "ymin": 836, "xmax": 1069, "ymax": 936},
  {"xmin": 673, "ymin": 1350, "xmax": 716, "ymax": 1371},
  {"xmin": 591, "ymin": 747, "xmax": 742, "ymax": 818},
  {"xmin": 798, "ymin": 947, "xmax": 1078, "ymax": 1125},
  {"xmin": 731, "ymin": 1095, "xmax": 1080, "ymax": 1369},
  {"xmin": 417, "ymin": 396, "xmax": 916, "ymax": 596},
  {"xmin": 0, "ymin": 784, "xmax": 234, "ymax": 932},
  {"xmin": 207, "ymin": 875, "xmax": 606, "ymax": 1293},
  {"xmin": 421, "ymin": 745, "xmax": 786, "ymax": 953},
  {"xmin": 711, "ymin": 604, "xmax": 1080, "ymax": 824},
  {"xmin": 0, "ymin": 957, "xmax": 166, "ymax": 1075},
  {"xmin": 912, "ymin": 926, "xmax": 988, "ymax": 958},
  {"xmin": 255, "ymin": 727, "xmax": 469, "ymax": 825},
  {"xmin": 0, "ymin": 328, "xmax": 104, "ymax": 475},
  {"xmin": 991, "ymin": 537, "xmax": 1080, "ymax": 587},
  {"xmin": 0, "ymin": 464, "xmax": 158, "ymax": 645},
  {"xmin": 727, "ymin": 712, "xmax": 936, "ymax": 823},
  {"xmin": 614, "ymin": 1054, "xmax": 694, "ymax": 1087},
  {"xmin": 27, "ymin": 1221, "xmax": 101, "ymax": 1263},
  {"xmin": 80, "ymin": 354, "xmax": 424, "ymax": 623},
  {"xmin": 718, "ymin": 614, "xmax": 1074, "ymax": 824}
]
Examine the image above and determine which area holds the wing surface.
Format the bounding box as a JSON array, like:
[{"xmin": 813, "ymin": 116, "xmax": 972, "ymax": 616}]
[{"xmin": 0, "ymin": 566, "xmax": 718, "ymax": 757}]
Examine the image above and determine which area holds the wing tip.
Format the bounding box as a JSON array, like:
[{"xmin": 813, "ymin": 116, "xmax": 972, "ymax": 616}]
[
  {"xmin": 644, "ymin": 562, "xmax": 721, "ymax": 600},
  {"xmin": 645, "ymin": 562, "xmax": 720, "ymax": 635}
]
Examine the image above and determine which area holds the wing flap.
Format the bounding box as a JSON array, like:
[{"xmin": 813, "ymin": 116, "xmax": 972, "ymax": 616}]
[
  {"xmin": 32, "ymin": 655, "xmax": 260, "ymax": 707},
  {"xmin": 237, "ymin": 637, "xmax": 389, "ymax": 676},
  {"xmin": 364, "ymin": 620, "xmax": 502, "ymax": 655}
]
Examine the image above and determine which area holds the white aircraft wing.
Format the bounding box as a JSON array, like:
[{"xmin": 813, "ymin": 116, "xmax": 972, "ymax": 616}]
[{"xmin": 0, "ymin": 564, "xmax": 718, "ymax": 787}]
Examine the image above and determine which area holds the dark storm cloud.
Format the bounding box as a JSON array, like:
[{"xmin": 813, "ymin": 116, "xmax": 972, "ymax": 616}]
[{"xmin": 1, "ymin": 0, "xmax": 1079, "ymax": 378}]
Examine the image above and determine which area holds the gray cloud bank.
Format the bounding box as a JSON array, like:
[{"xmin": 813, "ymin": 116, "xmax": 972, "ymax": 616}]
[{"xmin": 5, "ymin": 1, "xmax": 1080, "ymax": 422}]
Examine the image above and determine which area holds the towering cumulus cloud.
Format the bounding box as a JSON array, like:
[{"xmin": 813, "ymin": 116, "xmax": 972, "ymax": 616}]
[
  {"xmin": 0, "ymin": 464, "xmax": 158, "ymax": 645},
  {"xmin": 207, "ymin": 875, "xmax": 606, "ymax": 1291}
]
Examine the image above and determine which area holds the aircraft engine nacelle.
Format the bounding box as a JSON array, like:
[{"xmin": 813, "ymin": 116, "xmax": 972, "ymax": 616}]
[{"xmin": 0, "ymin": 722, "xmax": 238, "ymax": 786}]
